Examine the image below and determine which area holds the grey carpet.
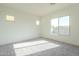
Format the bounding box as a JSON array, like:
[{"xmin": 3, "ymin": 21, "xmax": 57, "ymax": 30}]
[{"xmin": 0, "ymin": 38, "xmax": 79, "ymax": 56}]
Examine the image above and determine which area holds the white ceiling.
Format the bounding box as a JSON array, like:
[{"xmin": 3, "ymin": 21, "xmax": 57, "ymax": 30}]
[{"xmin": 0, "ymin": 3, "xmax": 78, "ymax": 16}]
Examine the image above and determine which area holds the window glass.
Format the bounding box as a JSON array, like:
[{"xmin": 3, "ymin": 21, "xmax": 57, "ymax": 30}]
[{"xmin": 50, "ymin": 16, "xmax": 69, "ymax": 35}]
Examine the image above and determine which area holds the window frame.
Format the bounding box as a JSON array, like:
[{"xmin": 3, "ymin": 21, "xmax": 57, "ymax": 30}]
[{"xmin": 50, "ymin": 16, "xmax": 70, "ymax": 35}]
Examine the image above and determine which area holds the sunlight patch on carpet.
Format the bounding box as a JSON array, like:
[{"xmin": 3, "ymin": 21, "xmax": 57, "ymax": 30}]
[{"xmin": 13, "ymin": 40, "xmax": 60, "ymax": 56}]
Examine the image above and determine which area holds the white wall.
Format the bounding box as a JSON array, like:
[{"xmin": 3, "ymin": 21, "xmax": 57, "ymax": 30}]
[
  {"xmin": 41, "ymin": 5, "xmax": 79, "ymax": 46},
  {"xmin": 0, "ymin": 6, "xmax": 40, "ymax": 45}
]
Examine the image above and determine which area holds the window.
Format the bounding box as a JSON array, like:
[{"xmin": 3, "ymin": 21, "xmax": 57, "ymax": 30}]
[
  {"xmin": 59, "ymin": 16, "xmax": 69, "ymax": 35},
  {"xmin": 6, "ymin": 15, "xmax": 15, "ymax": 22},
  {"xmin": 51, "ymin": 16, "xmax": 69, "ymax": 35},
  {"xmin": 51, "ymin": 18, "xmax": 58, "ymax": 34}
]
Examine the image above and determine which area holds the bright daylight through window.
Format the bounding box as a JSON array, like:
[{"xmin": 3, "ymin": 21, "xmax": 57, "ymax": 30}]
[
  {"xmin": 6, "ymin": 15, "xmax": 15, "ymax": 22},
  {"xmin": 51, "ymin": 16, "xmax": 69, "ymax": 35}
]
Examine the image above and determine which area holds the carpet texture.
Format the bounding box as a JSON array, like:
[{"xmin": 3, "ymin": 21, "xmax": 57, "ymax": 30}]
[{"xmin": 0, "ymin": 38, "xmax": 79, "ymax": 56}]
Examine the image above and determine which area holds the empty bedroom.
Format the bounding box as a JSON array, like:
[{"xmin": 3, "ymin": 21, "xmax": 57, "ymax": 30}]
[{"xmin": 0, "ymin": 3, "xmax": 79, "ymax": 56}]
